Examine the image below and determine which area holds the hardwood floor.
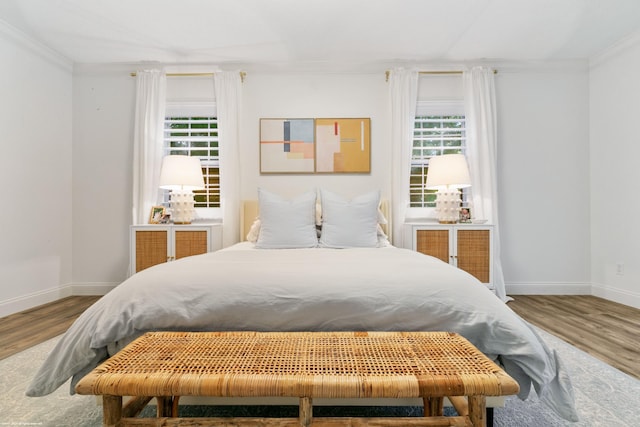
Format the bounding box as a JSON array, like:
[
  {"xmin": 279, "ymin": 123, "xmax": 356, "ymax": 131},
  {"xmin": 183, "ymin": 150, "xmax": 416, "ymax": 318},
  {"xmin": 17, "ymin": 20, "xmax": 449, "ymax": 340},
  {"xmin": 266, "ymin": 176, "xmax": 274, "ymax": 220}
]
[
  {"xmin": 507, "ymin": 295, "xmax": 640, "ymax": 380},
  {"xmin": 0, "ymin": 295, "xmax": 101, "ymax": 360},
  {"xmin": 1, "ymin": 295, "xmax": 638, "ymax": 381}
]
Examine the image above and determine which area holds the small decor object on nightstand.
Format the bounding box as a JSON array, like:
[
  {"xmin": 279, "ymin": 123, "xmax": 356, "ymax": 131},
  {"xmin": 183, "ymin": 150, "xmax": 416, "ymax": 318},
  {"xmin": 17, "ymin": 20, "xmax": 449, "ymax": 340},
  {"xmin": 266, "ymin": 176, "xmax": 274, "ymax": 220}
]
[
  {"xmin": 149, "ymin": 206, "xmax": 165, "ymax": 224},
  {"xmin": 425, "ymin": 154, "xmax": 471, "ymax": 224},
  {"xmin": 159, "ymin": 155, "xmax": 205, "ymax": 224},
  {"xmin": 460, "ymin": 207, "xmax": 471, "ymax": 223}
]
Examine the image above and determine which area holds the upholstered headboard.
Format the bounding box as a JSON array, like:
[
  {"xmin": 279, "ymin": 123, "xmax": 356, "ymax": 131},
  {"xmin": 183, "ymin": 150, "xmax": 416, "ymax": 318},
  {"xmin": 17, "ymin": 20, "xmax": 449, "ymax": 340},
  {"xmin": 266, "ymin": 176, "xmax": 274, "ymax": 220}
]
[{"xmin": 241, "ymin": 199, "xmax": 391, "ymax": 242}]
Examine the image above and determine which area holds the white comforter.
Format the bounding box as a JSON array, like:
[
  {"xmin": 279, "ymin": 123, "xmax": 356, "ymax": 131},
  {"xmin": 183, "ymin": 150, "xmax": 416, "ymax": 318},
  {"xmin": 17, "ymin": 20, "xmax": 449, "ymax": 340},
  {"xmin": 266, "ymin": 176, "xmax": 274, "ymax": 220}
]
[{"xmin": 26, "ymin": 243, "xmax": 577, "ymax": 421}]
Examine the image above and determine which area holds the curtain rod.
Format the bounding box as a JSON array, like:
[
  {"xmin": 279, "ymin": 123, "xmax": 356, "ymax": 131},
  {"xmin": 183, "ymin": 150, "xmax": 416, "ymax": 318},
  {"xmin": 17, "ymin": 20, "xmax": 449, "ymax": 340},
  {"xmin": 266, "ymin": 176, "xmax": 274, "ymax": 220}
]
[
  {"xmin": 130, "ymin": 71, "xmax": 246, "ymax": 82},
  {"xmin": 385, "ymin": 69, "xmax": 497, "ymax": 81}
]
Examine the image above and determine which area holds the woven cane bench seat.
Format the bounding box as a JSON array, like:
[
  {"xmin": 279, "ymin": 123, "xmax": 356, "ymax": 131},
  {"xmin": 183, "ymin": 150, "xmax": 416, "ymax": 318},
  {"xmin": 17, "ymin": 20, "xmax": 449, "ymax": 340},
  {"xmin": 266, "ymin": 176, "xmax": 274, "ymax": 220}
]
[{"xmin": 75, "ymin": 331, "xmax": 519, "ymax": 427}]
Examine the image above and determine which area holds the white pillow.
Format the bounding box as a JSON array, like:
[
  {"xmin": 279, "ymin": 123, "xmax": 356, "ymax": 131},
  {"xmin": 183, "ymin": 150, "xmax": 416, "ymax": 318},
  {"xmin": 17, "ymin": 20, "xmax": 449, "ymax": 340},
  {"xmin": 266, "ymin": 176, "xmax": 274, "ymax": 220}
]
[
  {"xmin": 255, "ymin": 188, "xmax": 318, "ymax": 249},
  {"xmin": 376, "ymin": 224, "xmax": 391, "ymax": 247},
  {"xmin": 246, "ymin": 218, "xmax": 261, "ymax": 243},
  {"xmin": 377, "ymin": 208, "xmax": 388, "ymax": 225},
  {"xmin": 319, "ymin": 189, "xmax": 380, "ymax": 248}
]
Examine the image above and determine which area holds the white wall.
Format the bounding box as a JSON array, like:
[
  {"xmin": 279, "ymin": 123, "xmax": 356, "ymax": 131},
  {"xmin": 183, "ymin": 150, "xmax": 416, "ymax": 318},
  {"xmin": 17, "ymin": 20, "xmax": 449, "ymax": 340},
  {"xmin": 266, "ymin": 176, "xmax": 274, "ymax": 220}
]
[
  {"xmin": 497, "ymin": 67, "xmax": 591, "ymax": 294},
  {"xmin": 0, "ymin": 22, "xmax": 73, "ymax": 316},
  {"xmin": 71, "ymin": 67, "xmax": 136, "ymax": 291},
  {"xmin": 240, "ymin": 72, "xmax": 392, "ymax": 201},
  {"xmin": 589, "ymin": 36, "xmax": 640, "ymax": 308}
]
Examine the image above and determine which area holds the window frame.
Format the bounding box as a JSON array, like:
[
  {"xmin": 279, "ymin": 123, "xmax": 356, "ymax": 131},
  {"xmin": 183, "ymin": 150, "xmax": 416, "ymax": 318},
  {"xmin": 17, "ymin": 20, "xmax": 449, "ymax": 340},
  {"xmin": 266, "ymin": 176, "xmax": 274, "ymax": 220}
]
[
  {"xmin": 163, "ymin": 102, "xmax": 221, "ymax": 220},
  {"xmin": 407, "ymin": 100, "xmax": 468, "ymax": 219}
]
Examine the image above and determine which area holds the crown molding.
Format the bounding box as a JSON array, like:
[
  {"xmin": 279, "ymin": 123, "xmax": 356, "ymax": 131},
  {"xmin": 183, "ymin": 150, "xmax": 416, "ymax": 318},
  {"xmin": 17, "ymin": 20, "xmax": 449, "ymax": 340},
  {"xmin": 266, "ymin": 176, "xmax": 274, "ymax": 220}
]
[
  {"xmin": 0, "ymin": 19, "xmax": 72, "ymax": 73},
  {"xmin": 590, "ymin": 30, "xmax": 640, "ymax": 69}
]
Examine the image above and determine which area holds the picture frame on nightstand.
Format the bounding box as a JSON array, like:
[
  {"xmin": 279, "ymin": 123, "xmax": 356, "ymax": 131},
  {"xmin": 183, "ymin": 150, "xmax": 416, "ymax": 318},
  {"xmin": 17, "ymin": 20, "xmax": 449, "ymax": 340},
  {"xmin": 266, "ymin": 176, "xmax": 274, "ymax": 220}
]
[
  {"xmin": 149, "ymin": 206, "xmax": 165, "ymax": 224},
  {"xmin": 459, "ymin": 207, "xmax": 471, "ymax": 223}
]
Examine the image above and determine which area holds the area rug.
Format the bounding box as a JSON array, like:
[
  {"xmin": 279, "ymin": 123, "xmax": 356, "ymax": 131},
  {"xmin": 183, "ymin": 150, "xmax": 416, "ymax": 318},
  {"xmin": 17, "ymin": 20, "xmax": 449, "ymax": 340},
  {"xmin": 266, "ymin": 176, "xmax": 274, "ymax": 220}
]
[{"xmin": 0, "ymin": 326, "xmax": 638, "ymax": 426}]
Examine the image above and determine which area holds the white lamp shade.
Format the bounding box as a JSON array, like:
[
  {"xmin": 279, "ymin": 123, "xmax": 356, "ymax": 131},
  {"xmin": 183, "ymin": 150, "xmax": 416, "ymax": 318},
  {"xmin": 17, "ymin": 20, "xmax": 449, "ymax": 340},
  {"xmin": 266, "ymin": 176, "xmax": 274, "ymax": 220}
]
[
  {"xmin": 159, "ymin": 155, "xmax": 205, "ymax": 191},
  {"xmin": 425, "ymin": 154, "xmax": 471, "ymax": 190}
]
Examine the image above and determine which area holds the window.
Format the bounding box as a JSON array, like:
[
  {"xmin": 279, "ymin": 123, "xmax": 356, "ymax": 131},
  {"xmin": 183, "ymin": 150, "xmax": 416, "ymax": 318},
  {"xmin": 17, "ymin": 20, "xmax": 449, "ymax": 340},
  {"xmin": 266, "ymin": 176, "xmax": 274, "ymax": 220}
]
[
  {"xmin": 163, "ymin": 116, "xmax": 220, "ymax": 210},
  {"xmin": 410, "ymin": 112, "xmax": 467, "ymax": 208}
]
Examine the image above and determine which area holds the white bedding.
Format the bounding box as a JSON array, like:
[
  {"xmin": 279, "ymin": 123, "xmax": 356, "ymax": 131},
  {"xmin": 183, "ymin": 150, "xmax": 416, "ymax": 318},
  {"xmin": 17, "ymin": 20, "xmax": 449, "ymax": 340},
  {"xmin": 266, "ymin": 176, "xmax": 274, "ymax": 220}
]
[{"xmin": 26, "ymin": 243, "xmax": 578, "ymax": 421}]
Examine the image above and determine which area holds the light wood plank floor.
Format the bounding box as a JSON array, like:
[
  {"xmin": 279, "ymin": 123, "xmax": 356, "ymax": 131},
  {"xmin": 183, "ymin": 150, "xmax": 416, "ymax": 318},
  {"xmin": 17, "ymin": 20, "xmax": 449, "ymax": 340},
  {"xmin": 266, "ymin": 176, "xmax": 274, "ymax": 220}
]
[
  {"xmin": 0, "ymin": 296, "xmax": 101, "ymax": 360},
  {"xmin": 507, "ymin": 295, "xmax": 640, "ymax": 380},
  {"xmin": 1, "ymin": 295, "xmax": 638, "ymax": 381}
]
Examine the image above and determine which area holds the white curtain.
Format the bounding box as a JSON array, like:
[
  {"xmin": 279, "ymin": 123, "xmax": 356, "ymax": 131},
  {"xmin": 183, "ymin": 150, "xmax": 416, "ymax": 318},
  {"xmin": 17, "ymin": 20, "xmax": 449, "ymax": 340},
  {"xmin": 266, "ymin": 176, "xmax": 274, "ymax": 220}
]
[
  {"xmin": 463, "ymin": 66, "xmax": 509, "ymax": 302},
  {"xmin": 214, "ymin": 71, "xmax": 242, "ymax": 247},
  {"xmin": 132, "ymin": 69, "xmax": 166, "ymax": 225},
  {"xmin": 389, "ymin": 68, "xmax": 419, "ymax": 247}
]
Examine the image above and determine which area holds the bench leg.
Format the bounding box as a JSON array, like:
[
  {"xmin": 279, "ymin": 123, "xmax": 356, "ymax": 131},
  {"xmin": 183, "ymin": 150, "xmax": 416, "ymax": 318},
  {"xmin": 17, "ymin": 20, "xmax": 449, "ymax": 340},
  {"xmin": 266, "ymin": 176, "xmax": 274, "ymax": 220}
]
[
  {"xmin": 468, "ymin": 395, "xmax": 487, "ymax": 427},
  {"xmin": 156, "ymin": 396, "xmax": 176, "ymax": 417},
  {"xmin": 299, "ymin": 397, "xmax": 312, "ymax": 427},
  {"xmin": 102, "ymin": 395, "xmax": 122, "ymax": 427},
  {"xmin": 172, "ymin": 396, "xmax": 181, "ymax": 417},
  {"xmin": 423, "ymin": 397, "xmax": 444, "ymax": 416},
  {"xmin": 448, "ymin": 395, "xmax": 469, "ymax": 416}
]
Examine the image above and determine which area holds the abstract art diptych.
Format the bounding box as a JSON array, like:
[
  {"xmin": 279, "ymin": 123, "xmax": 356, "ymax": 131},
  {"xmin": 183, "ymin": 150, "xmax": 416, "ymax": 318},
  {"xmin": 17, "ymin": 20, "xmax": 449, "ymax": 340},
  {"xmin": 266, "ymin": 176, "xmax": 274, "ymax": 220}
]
[{"xmin": 260, "ymin": 118, "xmax": 371, "ymax": 174}]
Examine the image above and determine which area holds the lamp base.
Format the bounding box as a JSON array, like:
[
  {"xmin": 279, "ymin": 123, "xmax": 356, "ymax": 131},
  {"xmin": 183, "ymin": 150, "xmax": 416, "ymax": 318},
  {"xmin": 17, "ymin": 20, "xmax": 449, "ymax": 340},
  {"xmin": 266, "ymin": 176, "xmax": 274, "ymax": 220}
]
[
  {"xmin": 168, "ymin": 190, "xmax": 196, "ymax": 224},
  {"xmin": 435, "ymin": 189, "xmax": 462, "ymax": 224}
]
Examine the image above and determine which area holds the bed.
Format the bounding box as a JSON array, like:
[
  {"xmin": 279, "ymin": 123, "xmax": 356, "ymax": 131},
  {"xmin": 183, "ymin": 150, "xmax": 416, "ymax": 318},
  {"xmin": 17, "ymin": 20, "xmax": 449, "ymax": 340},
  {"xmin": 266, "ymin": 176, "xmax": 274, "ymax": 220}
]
[{"xmin": 25, "ymin": 189, "xmax": 578, "ymax": 422}]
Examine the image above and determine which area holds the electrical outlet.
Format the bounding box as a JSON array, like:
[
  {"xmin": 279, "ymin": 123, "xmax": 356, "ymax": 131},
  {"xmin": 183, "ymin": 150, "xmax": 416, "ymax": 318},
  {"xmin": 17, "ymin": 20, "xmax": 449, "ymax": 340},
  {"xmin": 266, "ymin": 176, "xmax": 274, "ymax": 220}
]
[{"xmin": 616, "ymin": 263, "xmax": 624, "ymax": 276}]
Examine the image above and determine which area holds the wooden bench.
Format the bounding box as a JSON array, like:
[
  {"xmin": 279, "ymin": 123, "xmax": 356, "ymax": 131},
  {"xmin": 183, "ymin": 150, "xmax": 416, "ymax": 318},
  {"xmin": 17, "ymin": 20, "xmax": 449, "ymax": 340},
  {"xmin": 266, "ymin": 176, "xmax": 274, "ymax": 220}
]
[{"xmin": 75, "ymin": 331, "xmax": 519, "ymax": 427}]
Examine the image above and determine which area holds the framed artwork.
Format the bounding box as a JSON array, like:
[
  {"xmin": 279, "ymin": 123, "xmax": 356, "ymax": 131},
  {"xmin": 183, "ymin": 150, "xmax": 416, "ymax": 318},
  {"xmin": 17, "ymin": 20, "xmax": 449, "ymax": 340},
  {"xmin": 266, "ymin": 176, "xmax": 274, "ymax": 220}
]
[
  {"xmin": 260, "ymin": 118, "xmax": 315, "ymax": 173},
  {"xmin": 315, "ymin": 118, "xmax": 370, "ymax": 173},
  {"xmin": 149, "ymin": 206, "xmax": 165, "ymax": 224}
]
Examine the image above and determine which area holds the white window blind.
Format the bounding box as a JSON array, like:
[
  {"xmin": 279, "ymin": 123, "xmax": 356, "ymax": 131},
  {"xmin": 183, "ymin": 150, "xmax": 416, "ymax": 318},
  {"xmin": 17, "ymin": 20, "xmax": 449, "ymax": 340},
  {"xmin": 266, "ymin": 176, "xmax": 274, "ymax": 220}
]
[
  {"xmin": 163, "ymin": 116, "xmax": 220, "ymax": 208},
  {"xmin": 410, "ymin": 114, "xmax": 466, "ymax": 208}
]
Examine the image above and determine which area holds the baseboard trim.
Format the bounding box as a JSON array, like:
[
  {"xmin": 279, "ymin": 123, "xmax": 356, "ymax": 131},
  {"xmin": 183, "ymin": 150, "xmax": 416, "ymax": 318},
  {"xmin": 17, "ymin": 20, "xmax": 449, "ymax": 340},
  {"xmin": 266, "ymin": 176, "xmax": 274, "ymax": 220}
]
[
  {"xmin": 506, "ymin": 282, "xmax": 592, "ymax": 295},
  {"xmin": 0, "ymin": 282, "xmax": 119, "ymax": 317},
  {"xmin": 71, "ymin": 282, "xmax": 119, "ymax": 295},
  {"xmin": 591, "ymin": 284, "xmax": 640, "ymax": 310},
  {"xmin": 0, "ymin": 286, "xmax": 73, "ymax": 317}
]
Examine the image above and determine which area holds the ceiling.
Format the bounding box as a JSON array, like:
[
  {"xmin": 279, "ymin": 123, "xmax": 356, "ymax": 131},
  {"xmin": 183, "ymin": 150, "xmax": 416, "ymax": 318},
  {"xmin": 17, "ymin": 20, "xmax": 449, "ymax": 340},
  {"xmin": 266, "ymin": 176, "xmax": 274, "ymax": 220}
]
[{"xmin": 2, "ymin": 0, "xmax": 640, "ymax": 70}]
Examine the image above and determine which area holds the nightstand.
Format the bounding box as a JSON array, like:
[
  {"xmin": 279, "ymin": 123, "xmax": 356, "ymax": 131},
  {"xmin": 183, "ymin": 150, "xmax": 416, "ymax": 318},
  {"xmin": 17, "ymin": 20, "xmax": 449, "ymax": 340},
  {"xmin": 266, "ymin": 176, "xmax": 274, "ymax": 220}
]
[
  {"xmin": 404, "ymin": 221, "xmax": 494, "ymax": 288},
  {"xmin": 130, "ymin": 223, "xmax": 222, "ymax": 275}
]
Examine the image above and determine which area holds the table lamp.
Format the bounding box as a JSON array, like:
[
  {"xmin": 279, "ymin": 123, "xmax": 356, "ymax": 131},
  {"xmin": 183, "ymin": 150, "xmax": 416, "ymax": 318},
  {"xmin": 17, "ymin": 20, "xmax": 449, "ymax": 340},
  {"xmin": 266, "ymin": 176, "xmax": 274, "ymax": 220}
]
[
  {"xmin": 425, "ymin": 154, "xmax": 471, "ymax": 224},
  {"xmin": 159, "ymin": 155, "xmax": 205, "ymax": 224}
]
